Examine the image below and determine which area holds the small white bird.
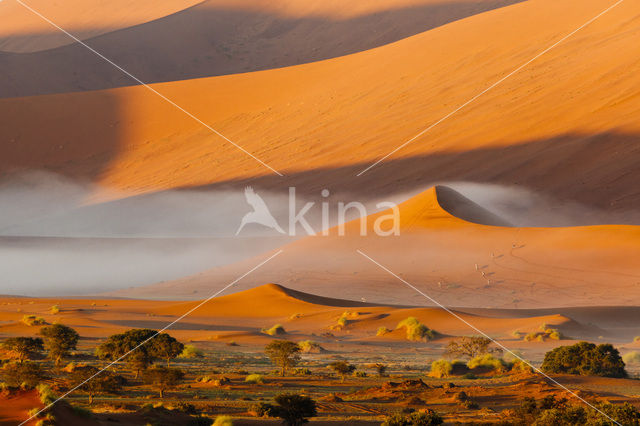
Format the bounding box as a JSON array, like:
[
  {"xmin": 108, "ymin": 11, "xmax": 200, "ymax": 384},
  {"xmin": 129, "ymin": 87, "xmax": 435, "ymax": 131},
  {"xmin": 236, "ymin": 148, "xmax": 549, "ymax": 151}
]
[{"xmin": 236, "ymin": 186, "xmax": 285, "ymax": 235}]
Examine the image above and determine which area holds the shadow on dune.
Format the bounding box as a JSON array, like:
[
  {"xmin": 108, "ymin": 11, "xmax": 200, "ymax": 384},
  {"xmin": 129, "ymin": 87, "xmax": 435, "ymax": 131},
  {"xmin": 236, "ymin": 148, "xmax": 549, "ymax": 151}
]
[
  {"xmin": 173, "ymin": 131, "xmax": 640, "ymax": 225},
  {"xmin": 0, "ymin": 0, "xmax": 523, "ymax": 97}
]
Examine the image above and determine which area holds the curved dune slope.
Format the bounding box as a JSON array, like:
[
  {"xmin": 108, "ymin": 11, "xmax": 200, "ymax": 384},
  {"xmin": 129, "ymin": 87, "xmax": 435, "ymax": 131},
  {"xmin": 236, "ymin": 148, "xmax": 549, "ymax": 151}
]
[
  {"xmin": 0, "ymin": 0, "xmax": 522, "ymax": 97},
  {"xmin": 1, "ymin": 284, "xmax": 602, "ymax": 343},
  {"xmin": 0, "ymin": 0, "xmax": 202, "ymax": 53},
  {"xmin": 1, "ymin": 0, "xmax": 639, "ymax": 215},
  {"xmin": 115, "ymin": 186, "xmax": 640, "ymax": 308}
]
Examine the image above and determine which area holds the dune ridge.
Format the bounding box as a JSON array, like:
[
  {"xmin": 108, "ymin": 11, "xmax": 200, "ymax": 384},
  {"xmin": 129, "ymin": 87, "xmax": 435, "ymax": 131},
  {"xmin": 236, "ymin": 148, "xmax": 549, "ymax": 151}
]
[{"xmin": 113, "ymin": 185, "xmax": 640, "ymax": 308}]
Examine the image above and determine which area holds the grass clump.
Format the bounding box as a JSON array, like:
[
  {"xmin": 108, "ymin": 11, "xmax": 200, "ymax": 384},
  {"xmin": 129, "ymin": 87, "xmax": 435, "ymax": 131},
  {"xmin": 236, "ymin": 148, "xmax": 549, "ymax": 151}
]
[
  {"xmin": 213, "ymin": 415, "xmax": 233, "ymax": 426},
  {"xmin": 244, "ymin": 374, "xmax": 264, "ymax": 384},
  {"xmin": 467, "ymin": 354, "xmax": 507, "ymax": 373},
  {"xmin": 396, "ymin": 317, "xmax": 435, "ymax": 341},
  {"xmin": 178, "ymin": 344, "xmax": 204, "ymax": 359},
  {"xmin": 377, "ymin": 326, "xmax": 391, "ymax": 336},
  {"xmin": 429, "ymin": 359, "xmax": 453, "ymax": 378},
  {"xmin": 262, "ymin": 324, "xmax": 286, "ymax": 336},
  {"xmin": 297, "ymin": 340, "xmax": 324, "ymax": 353},
  {"xmin": 622, "ymin": 351, "xmax": 640, "ymax": 365},
  {"xmin": 21, "ymin": 315, "xmax": 47, "ymax": 326},
  {"xmin": 50, "ymin": 305, "xmax": 60, "ymax": 315}
]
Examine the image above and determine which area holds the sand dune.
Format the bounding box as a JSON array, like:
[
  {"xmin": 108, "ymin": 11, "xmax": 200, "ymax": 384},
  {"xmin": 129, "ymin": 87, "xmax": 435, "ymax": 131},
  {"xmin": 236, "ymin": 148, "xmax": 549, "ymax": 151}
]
[
  {"xmin": 0, "ymin": 283, "xmax": 609, "ymax": 343},
  {"xmin": 1, "ymin": 0, "xmax": 638, "ymax": 216},
  {"xmin": 0, "ymin": 0, "xmax": 202, "ymax": 53},
  {"xmin": 0, "ymin": 0, "xmax": 521, "ymax": 96},
  {"xmin": 117, "ymin": 186, "xmax": 640, "ymax": 309}
]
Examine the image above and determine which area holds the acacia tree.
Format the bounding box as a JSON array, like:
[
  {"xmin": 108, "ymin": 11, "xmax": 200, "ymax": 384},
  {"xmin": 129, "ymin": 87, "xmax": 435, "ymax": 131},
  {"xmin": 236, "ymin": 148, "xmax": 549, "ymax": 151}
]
[
  {"xmin": 71, "ymin": 366, "xmax": 126, "ymax": 404},
  {"xmin": 270, "ymin": 394, "xmax": 317, "ymax": 426},
  {"xmin": 96, "ymin": 329, "xmax": 157, "ymax": 378},
  {"xmin": 444, "ymin": 336, "xmax": 501, "ymax": 359},
  {"xmin": 150, "ymin": 333, "xmax": 184, "ymax": 367},
  {"xmin": 4, "ymin": 361, "xmax": 46, "ymax": 388},
  {"xmin": 374, "ymin": 363, "xmax": 388, "ymax": 377},
  {"xmin": 328, "ymin": 361, "xmax": 356, "ymax": 382},
  {"xmin": 39, "ymin": 324, "xmax": 79, "ymax": 366},
  {"xmin": 265, "ymin": 340, "xmax": 301, "ymax": 377},
  {"xmin": 142, "ymin": 366, "xmax": 184, "ymax": 398},
  {"xmin": 1, "ymin": 337, "xmax": 44, "ymax": 362}
]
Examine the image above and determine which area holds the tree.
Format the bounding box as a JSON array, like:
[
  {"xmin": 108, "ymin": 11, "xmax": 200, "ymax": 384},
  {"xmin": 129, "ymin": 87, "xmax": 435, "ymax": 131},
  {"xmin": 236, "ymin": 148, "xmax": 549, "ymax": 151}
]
[
  {"xmin": 265, "ymin": 340, "xmax": 301, "ymax": 376},
  {"xmin": 1, "ymin": 337, "xmax": 44, "ymax": 362},
  {"xmin": 3, "ymin": 361, "xmax": 46, "ymax": 388},
  {"xmin": 97, "ymin": 328, "xmax": 157, "ymax": 378},
  {"xmin": 261, "ymin": 393, "xmax": 317, "ymax": 426},
  {"xmin": 374, "ymin": 363, "xmax": 388, "ymax": 377},
  {"xmin": 444, "ymin": 336, "xmax": 501, "ymax": 359},
  {"xmin": 150, "ymin": 333, "xmax": 184, "ymax": 367},
  {"xmin": 541, "ymin": 342, "xmax": 626, "ymax": 378},
  {"xmin": 39, "ymin": 324, "xmax": 79, "ymax": 366},
  {"xmin": 142, "ymin": 366, "xmax": 184, "ymax": 398},
  {"xmin": 70, "ymin": 366, "xmax": 126, "ymax": 404},
  {"xmin": 328, "ymin": 361, "xmax": 355, "ymax": 382}
]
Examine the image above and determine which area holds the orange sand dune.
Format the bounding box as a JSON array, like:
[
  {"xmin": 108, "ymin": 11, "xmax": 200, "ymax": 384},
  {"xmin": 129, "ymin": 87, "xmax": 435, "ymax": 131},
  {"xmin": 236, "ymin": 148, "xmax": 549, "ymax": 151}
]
[
  {"xmin": 0, "ymin": 284, "xmax": 607, "ymax": 345},
  {"xmin": 0, "ymin": 389, "xmax": 42, "ymax": 426},
  {"xmin": 0, "ymin": 0, "xmax": 521, "ymax": 96},
  {"xmin": 118, "ymin": 186, "xmax": 640, "ymax": 309},
  {"xmin": 1, "ymin": 0, "xmax": 638, "ymax": 214},
  {"xmin": 0, "ymin": 0, "xmax": 202, "ymax": 53}
]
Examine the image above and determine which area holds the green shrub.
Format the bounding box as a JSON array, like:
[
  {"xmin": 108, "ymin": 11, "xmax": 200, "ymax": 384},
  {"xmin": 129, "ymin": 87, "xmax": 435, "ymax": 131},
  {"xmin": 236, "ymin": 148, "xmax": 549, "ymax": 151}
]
[
  {"xmin": 21, "ymin": 315, "xmax": 47, "ymax": 326},
  {"xmin": 297, "ymin": 340, "xmax": 324, "ymax": 353},
  {"xmin": 623, "ymin": 351, "xmax": 640, "ymax": 365},
  {"xmin": 377, "ymin": 326, "xmax": 391, "ymax": 336},
  {"xmin": 467, "ymin": 354, "xmax": 507, "ymax": 372},
  {"xmin": 213, "ymin": 415, "xmax": 233, "ymax": 426},
  {"xmin": 262, "ymin": 324, "xmax": 286, "ymax": 336},
  {"xmin": 396, "ymin": 317, "xmax": 435, "ymax": 342},
  {"xmin": 245, "ymin": 374, "xmax": 264, "ymax": 384},
  {"xmin": 429, "ymin": 359, "xmax": 453, "ymax": 378},
  {"xmin": 179, "ymin": 344, "xmax": 204, "ymax": 359},
  {"xmin": 381, "ymin": 409, "xmax": 443, "ymax": 425},
  {"xmin": 541, "ymin": 342, "xmax": 626, "ymax": 378}
]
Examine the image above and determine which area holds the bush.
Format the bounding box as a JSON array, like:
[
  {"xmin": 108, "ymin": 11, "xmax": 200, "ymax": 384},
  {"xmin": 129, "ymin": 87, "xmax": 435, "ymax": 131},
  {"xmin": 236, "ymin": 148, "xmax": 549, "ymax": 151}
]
[
  {"xmin": 523, "ymin": 327, "xmax": 563, "ymax": 342},
  {"xmin": 396, "ymin": 317, "xmax": 435, "ymax": 342},
  {"xmin": 179, "ymin": 344, "xmax": 204, "ymax": 359},
  {"xmin": 467, "ymin": 354, "xmax": 507, "ymax": 372},
  {"xmin": 381, "ymin": 409, "xmax": 443, "ymax": 425},
  {"xmin": 541, "ymin": 342, "xmax": 626, "ymax": 378},
  {"xmin": 50, "ymin": 305, "xmax": 60, "ymax": 315},
  {"xmin": 245, "ymin": 374, "xmax": 264, "ymax": 384},
  {"xmin": 297, "ymin": 340, "xmax": 324, "ymax": 353},
  {"xmin": 213, "ymin": 415, "xmax": 233, "ymax": 426},
  {"xmin": 377, "ymin": 327, "xmax": 391, "ymax": 336},
  {"xmin": 262, "ymin": 324, "xmax": 286, "ymax": 336},
  {"xmin": 21, "ymin": 315, "xmax": 47, "ymax": 326},
  {"xmin": 429, "ymin": 360, "xmax": 453, "ymax": 378},
  {"xmin": 623, "ymin": 351, "xmax": 640, "ymax": 365}
]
